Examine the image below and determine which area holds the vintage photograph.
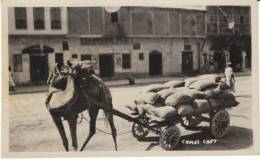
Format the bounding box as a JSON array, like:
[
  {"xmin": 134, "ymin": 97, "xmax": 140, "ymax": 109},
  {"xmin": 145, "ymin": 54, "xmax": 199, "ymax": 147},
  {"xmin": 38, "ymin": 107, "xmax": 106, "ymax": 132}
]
[{"xmin": 1, "ymin": 0, "xmax": 259, "ymax": 157}]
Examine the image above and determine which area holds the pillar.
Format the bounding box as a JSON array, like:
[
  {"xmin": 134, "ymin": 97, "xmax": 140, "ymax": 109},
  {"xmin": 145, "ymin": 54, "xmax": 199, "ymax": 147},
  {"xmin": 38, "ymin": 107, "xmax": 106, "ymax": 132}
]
[
  {"xmin": 241, "ymin": 50, "xmax": 247, "ymax": 71},
  {"xmin": 63, "ymin": 50, "xmax": 71, "ymax": 65},
  {"xmin": 48, "ymin": 53, "xmax": 55, "ymax": 72},
  {"xmin": 22, "ymin": 54, "xmax": 30, "ymax": 83},
  {"xmin": 224, "ymin": 50, "xmax": 230, "ymax": 67}
]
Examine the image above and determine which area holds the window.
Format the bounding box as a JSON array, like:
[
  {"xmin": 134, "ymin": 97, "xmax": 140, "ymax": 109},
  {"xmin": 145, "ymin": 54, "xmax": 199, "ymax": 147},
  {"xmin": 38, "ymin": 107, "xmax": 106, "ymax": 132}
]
[
  {"xmin": 72, "ymin": 54, "xmax": 78, "ymax": 59},
  {"xmin": 81, "ymin": 54, "xmax": 91, "ymax": 61},
  {"xmin": 111, "ymin": 12, "xmax": 118, "ymax": 22},
  {"xmin": 33, "ymin": 7, "xmax": 45, "ymax": 29},
  {"xmin": 139, "ymin": 53, "xmax": 144, "ymax": 60},
  {"xmin": 13, "ymin": 55, "xmax": 23, "ymax": 72},
  {"xmin": 14, "ymin": 7, "xmax": 27, "ymax": 29},
  {"xmin": 122, "ymin": 54, "xmax": 131, "ymax": 69},
  {"xmin": 50, "ymin": 7, "xmax": 61, "ymax": 29},
  {"xmin": 133, "ymin": 43, "xmax": 141, "ymax": 49},
  {"xmin": 184, "ymin": 44, "xmax": 191, "ymax": 51},
  {"xmin": 62, "ymin": 41, "xmax": 69, "ymax": 51},
  {"xmin": 240, "ymin": 16, "xmax": 244, "ymax": 24}
]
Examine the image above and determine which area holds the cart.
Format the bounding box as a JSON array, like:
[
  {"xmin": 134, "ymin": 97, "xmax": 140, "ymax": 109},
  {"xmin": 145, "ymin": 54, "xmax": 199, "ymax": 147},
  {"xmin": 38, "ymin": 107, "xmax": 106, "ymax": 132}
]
[
  {"xmin": 83, "ymin": 93, "xmax": 235, "ymax": 151},
  {"xmin": 129, "ymin": 103, "xmax": 233, "ymax": 151}
]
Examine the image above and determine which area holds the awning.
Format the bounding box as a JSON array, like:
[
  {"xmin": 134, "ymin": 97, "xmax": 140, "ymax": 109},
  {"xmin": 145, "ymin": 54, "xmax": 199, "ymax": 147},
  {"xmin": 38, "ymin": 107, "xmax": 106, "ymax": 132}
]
[{"xmin": 22, "ymin": 45, "xmax": 54, "ymax": 54}]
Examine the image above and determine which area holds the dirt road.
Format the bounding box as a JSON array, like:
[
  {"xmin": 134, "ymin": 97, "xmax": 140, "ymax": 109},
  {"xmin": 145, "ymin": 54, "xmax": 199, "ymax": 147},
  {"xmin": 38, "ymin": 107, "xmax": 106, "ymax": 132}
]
[{"xmin": 9, "ymin": 76, "xmax": 253, "ymax": 152}]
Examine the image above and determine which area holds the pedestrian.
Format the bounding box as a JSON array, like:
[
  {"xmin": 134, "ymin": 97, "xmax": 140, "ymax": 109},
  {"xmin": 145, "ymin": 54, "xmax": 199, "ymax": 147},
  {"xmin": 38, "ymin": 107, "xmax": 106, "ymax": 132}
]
[
  {"xmin": 208, "ymin": 55, "xmax": 216, "ymax": 73},
  {"xmin": 9, "ymin": 66, "xmax": 16, "ymax": 91},
  {"xmin": 224, "ymin": 62, "xmax": 236, "ymax": 92}
]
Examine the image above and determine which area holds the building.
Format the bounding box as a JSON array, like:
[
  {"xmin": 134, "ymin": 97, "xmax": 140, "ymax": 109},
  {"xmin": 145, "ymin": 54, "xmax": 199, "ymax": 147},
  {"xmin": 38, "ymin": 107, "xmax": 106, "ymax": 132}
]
[
  {"xmin": 8, "ymin": 6, "xmax": 251, "ymax": 85},
  {"xmin": 8, "ymin": 7, "xmax": 68, "ymax": 84},
  {"xmin": 205, "ymin": 6, "xmax": 251, "ymax": 72}
]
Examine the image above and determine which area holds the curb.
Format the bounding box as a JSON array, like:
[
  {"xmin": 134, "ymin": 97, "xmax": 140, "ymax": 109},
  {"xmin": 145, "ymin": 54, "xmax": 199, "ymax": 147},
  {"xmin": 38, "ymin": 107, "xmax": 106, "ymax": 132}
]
[{"xmin": 9, "ymin": 72, "xmax": 251, "ymax": 95}]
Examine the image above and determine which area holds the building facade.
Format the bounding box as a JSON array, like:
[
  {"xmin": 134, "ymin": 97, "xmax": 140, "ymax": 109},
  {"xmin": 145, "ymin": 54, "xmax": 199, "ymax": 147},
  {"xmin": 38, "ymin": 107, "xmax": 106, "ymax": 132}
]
[{"xmin": 8, "ymin": 6, "xmax": 251, "ymax": 85}]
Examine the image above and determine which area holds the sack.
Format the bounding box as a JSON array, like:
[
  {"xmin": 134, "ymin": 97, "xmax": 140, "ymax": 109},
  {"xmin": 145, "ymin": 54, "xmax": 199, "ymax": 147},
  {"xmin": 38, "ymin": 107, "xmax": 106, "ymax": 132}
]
[
  {"xmin": 185, "ymin": 77, "xmax": 198, "ymax": 87},
  {"xmin": 204, "ymin": 85, "xmax": 222, "ymax": 98},
  {"xmin": 163, "ymin": 80, "xmax": 185, "ymax": 88},
  {"xmin": 136, "ymin": 104, "xmax": 157, "ymax": 115},
  {"xmin": 189, "ymin": 79, "xmax": 217, "ymax": 91},
  {"xmin": 124, "ymin": 103, "xmax": 138, "ymax": 111},
  {"xmin": 175, "ymin": 87, "xmax": 188, "ymax": 92},
  {"xmin": 141, "ymin": 84, "xmax": 169, "ymax": 93},
  {"xmin": 182, "ymin": 89, "xmax": 206, "ymax": 99},
  {"xmin": 217, "ymin": 81, "xmax": 230, "ymax": 90},
  {"xmin": 192, "ymin": 99, "xmax": 210, "ymax": 113},
  {"xmin": 150, "ymin": 106, "xmax": 178, "ymax": 119},
  {"xmin": 165, "ymin": 92, "xmax": 194, "ymax": 106},
  {"xmin": 215, "ymin": 90, "xmax": 235, "ymax": 100},
  {"xmin": 208, "ymin": 98, "xmax": 224, "ymax": 109},
  {"xmin": 177, "ymin": 104, "xmax": 194, "ymax": 116},
  {"xmin": 198, "ymin": 74, "xmax": 222, "ymax": 82},
  {"xmin": 134, "ymin": 92, "xmax": 160, "ymax": 105},
  {"xmin": 157, "ymin": 88, "xmax": 176, "ymax": 100}
]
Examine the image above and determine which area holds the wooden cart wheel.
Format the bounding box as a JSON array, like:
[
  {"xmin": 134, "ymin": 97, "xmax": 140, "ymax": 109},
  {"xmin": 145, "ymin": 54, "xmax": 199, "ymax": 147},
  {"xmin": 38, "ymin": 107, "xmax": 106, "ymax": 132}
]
[
  {"xmin": 131, "ymin": 122, "xmax": 149, "ymax": 139},
  {"xmin": 159, "ymin": 126, "xmax": 181, "ymax": 151},
  {"xmin": 210, "ymin": 109, "xmax": 230, "ymax": 138}
]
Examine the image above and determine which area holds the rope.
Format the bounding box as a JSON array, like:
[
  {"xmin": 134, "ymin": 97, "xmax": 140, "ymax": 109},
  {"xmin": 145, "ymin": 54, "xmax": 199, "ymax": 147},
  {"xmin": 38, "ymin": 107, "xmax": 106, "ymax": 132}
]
[{"xmin": 78, "ymin": 112, "xmax": 132, "ymax": 135}]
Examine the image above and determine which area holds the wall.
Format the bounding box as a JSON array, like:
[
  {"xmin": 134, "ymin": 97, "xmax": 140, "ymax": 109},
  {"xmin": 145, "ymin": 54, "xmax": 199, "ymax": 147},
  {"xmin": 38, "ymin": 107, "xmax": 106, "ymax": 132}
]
[
  {"xmin": 67, "ymin": 7, "xmax": 206, "ymax": 37},
  {"xmin": 8, "ymin": 7, "xmax": 68, "ymax": 35},
  {"xmin": 68, "ymin": 37, "xmax": 203, "ymax": 77},
  {"xmin": 8, "ymin": 35, "xmax": 66, "ymax": 84},
  {"xmin": 206, "ymin": 6, "xmax": 251, "ymax": 35}
]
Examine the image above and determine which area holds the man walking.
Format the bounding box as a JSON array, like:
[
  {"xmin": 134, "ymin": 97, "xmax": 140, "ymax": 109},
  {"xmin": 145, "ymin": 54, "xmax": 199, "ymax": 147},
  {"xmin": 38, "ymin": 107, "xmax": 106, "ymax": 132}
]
[{"xmin": 225, "ymin": 62, "xmax": 236, "ymax": 92}]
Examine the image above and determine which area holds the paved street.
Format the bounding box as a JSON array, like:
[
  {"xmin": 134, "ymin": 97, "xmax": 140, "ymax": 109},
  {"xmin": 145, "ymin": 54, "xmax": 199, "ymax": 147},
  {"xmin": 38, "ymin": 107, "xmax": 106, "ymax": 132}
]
[{"xmin": 9, "ymin": 76, "xmax": 253, "ymax": 152}]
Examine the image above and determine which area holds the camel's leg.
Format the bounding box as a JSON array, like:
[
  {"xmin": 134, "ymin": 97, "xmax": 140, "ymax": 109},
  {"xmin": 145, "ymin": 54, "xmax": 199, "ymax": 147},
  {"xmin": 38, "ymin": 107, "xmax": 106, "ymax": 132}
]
[
  {"xmin": 80, "ymin": 107, "xmax": 99, "ymax": 151},
  {"xmin": 51, "ymin": 114, "xmax": 69, "ymax": 151},
  {"xmin": 107, "ymin": 111, "xmax": 118, "ymax": 151},
  {"xmin": 68, "ymin": 115, "xmax": 78, "ymax": 151}
]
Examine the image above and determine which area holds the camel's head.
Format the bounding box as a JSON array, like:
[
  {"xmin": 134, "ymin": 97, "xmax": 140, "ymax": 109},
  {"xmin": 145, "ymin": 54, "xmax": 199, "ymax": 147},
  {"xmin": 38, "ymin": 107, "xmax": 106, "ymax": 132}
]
[{"xmin": 66, "ymin": 60, "xmax": 96, "ymax": 78}]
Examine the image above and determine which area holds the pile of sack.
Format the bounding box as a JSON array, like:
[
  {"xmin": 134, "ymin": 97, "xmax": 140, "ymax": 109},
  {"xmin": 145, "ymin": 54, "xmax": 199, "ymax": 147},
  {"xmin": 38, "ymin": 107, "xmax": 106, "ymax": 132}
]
[{"xmin": 126, "ymin": 74, "xmax": 239, "ymax": 120}]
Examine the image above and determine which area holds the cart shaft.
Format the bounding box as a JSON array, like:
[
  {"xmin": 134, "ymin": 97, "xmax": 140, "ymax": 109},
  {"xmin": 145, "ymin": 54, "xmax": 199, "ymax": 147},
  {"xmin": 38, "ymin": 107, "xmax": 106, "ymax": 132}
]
[{"xmin": 82, "ymin": 93, "xmax": 139, "ymax": 123}]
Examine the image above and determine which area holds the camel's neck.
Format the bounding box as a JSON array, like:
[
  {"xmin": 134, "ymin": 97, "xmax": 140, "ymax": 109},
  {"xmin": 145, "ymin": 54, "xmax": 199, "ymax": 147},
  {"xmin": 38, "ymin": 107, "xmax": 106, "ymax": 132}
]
[{"xmin": 65, "ymin": 76, "xmax": 75, "ymax": 92}]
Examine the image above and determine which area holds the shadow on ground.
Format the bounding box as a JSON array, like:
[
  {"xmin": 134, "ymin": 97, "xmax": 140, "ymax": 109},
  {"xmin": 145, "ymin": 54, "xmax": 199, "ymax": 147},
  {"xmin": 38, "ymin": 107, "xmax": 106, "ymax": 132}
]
[{"xmin": 139, "ymin": 126, "xmax": 253, "ymax": 151}]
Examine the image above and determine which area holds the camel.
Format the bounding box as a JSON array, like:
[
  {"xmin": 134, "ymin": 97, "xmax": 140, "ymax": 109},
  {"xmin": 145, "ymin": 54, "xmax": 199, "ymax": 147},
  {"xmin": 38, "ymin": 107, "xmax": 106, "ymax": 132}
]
[{"xmin": 46, "ymin": 62, "xmax": 117, "ymax": 151}]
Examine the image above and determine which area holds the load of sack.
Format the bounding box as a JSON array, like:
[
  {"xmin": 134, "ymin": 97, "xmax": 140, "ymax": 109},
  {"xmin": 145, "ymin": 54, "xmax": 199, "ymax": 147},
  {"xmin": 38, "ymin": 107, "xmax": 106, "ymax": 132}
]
[{"xmin": 126, "ymin": 74, "xmax": 239, "ymax": 120}]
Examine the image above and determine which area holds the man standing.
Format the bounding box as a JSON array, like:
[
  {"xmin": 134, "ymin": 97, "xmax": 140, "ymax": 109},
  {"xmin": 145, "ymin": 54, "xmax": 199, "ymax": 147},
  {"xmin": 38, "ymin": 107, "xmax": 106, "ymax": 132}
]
[
  {"xmin": 9, "ymin": 66, "xmax": 15, "ymax": 91},
  {"xmin": 225, "ymin": 62, "xmax": 236, "ymax": 92}
]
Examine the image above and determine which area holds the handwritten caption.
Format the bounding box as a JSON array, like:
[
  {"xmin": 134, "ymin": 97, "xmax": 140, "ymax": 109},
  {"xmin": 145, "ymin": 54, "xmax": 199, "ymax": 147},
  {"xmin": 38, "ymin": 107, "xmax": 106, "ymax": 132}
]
[{"xmin": 181, "ymin": 139, "xmax": 218, "ymax": 145}]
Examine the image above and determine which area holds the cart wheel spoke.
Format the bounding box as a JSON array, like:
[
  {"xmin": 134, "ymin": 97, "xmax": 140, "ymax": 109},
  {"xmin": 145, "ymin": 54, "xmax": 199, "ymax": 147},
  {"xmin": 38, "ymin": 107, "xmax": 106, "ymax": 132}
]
[
  {"xmin": 159, "ymin": 126, "xmax": 181, "ymax": 151},
  {"xmin": 132, "ymin": 122, "xmax": 149, "ymax": 139},
  {"xmin": 211, "ymin": 110, "xmax": 230, "ymax": 138}
]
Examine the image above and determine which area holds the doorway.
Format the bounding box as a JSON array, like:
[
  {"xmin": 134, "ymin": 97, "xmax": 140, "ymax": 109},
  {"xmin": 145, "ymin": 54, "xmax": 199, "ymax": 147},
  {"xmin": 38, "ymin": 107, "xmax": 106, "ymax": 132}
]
[
  {"xmin": 30, "ymin": 54, "xmax": 49, "ymax": 83},
  {"xmin": 214, "ymin": 51, "xmax": 226, "ymax": 72},
  {"xmin": 149, "ymin": 50, "xmax": 162, "ymax": 75},
  {"xmin": 182, "ymin": 51, "xmax": 193, "ymax": 74},
  {"xmin": 99, "ymin": 54, "xmax": 114, "ymax": 78},
  {"xmin": 229, "ymin": 44, "xmax": 242, "ymax": 72}
]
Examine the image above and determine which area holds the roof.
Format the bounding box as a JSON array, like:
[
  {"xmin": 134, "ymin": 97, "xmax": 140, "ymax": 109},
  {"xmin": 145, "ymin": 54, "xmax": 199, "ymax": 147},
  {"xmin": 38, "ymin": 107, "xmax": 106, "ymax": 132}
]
[{"xmin": 171, "ymin": 6, "xmax": 206, "ymax": 11}]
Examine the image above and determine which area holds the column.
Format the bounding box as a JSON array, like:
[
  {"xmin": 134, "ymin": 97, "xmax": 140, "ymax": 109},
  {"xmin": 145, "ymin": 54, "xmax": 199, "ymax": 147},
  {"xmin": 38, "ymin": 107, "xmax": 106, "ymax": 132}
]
[
  {"xmin": 22, "ymin": 54, "xmax": 30, "ymax": 83},
  {"xmin": 224, "ymin": 49, "xmax": 230, "ymax": 67},
  {"xmin": 48, "ymin": 53, "xmax": 55, "ymax": 71},
  {"xmin": 241, "ymin": 50, "xmax": 247, "ymax": 71},
  {"xmin": 63, "ymin": 50, "xmax": 70, "ymax": 64}
]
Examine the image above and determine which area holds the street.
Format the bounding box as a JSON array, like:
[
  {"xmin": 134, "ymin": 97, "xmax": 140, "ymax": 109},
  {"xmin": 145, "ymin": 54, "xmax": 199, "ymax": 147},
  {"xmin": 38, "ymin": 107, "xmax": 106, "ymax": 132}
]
[{"xmin": 9, "ymin": 76, "xmax": 253, "ymax": 152}]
